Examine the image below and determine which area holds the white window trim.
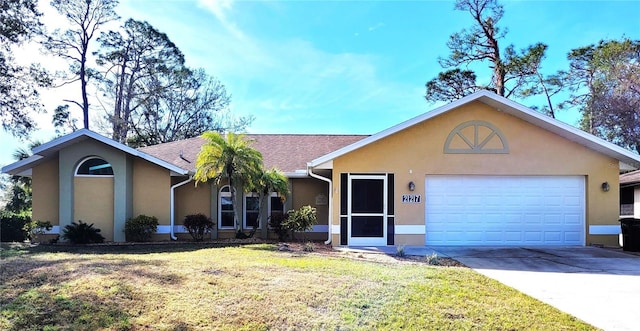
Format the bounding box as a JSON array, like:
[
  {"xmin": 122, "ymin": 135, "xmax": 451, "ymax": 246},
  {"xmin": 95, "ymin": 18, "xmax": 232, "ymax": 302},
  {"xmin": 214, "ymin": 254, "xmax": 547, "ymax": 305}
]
[
  {"xmin": 268, "ymin": 192, "xmax": 286, "ymax": 228},
  {"xmin": 243, "ymin": 192, "xmax": 260, "ymax": 229},
  {"xmin": 218, "ymin": 185, "xmax": 235, "ymax": 230},
  {"xmin": 74, "ymin": 156, "xmax": 114, "ymax": 177}
]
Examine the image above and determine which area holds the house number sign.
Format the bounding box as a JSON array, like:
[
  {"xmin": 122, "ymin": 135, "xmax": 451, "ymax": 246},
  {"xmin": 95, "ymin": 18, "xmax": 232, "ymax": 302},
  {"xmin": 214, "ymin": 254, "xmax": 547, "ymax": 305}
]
[{"xmin": 402, "ymin": 194, "xmax": 421, "ymax": 203}]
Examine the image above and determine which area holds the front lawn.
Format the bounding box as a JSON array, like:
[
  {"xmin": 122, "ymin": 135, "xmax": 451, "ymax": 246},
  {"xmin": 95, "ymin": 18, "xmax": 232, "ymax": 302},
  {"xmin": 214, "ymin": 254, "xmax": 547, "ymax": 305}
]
[{"xmin": 0, "ymin": 243, "xmax": 595, "ymax": 330}]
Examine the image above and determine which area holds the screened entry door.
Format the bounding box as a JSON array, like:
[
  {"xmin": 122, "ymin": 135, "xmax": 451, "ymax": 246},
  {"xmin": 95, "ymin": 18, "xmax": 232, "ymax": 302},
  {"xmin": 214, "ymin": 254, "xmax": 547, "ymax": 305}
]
[{"xmin": 348, "ymin": 175, "xmax": 387, "ymax": 246}]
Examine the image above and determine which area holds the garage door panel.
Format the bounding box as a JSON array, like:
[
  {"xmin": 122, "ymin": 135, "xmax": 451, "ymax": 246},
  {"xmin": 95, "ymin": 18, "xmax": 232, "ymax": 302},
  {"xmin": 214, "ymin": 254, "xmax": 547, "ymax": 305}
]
[
  {"xmin": 426, "ymin": 176, "xmax": 585, "ymax": 246},
  {"xmin": 565, "ymin": 214, "xmax": 582, "ymax": 225},
  {"xmin": 485, "ymin": 232, "xmax": 503, "ymax": 242},
  {"xmin": 544, "ymin": 232, "xmax": 562, "ymax": 242},
  {"xmin": 504, "ymin": 232, "xmax": 522, "ymax": 241},
  {"xmin": 564, "ymin": 232, "xmax": 582, "ymax": 242},
  {"xmin": 565, "ymin": 197, "xmax": 581, "ymax": 206},
  {"xmin": 544, "ymin": 214, "xmax": 562, "ymax": 225},
  {"xmin": 544, "ymin": 196, "xmax": 562, "ymax": 206}
]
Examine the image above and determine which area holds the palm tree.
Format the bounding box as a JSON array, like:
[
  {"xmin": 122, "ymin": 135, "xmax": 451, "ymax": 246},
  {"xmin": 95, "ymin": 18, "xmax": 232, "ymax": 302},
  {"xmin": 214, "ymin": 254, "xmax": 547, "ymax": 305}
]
[
  {"xmin": 252, "ymin": 168, "xmax": 289, "ymax": 239},
  {"xmin": 195, "ymin": 132, "xmax": 263, "ymax": 234}
]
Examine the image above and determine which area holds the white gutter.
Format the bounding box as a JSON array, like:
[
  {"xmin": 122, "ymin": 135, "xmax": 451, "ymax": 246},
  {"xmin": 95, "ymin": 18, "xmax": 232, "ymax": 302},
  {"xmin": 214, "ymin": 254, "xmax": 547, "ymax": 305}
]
[
  {"xmin": 308, "ymin": 167, "xmax": 333, "ymax": 245},
  {"xmin": 170, "ymin": 176, "xmax": 193, "ymax": 240}
]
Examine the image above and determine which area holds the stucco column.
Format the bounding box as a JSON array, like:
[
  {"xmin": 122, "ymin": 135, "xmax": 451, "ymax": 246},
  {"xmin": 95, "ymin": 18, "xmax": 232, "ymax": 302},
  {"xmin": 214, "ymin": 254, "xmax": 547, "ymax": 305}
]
[
  {"xmin": 112, "ymin": 156, "xmax": 133, "ymax": 242},
  {"xmin": 285, "ymin": 181, "xmax": 293, "ymax": 212},
  {"xmin": 58, "ymin": 152, "xmax": 75, "ymax": 241},
  {"xmin": 210, "ymin": 182, "xmax": 218, "ymax": 239},
  {"xmin": 260, "ymin": 194, "xmax": 269, "ymax": 239}
]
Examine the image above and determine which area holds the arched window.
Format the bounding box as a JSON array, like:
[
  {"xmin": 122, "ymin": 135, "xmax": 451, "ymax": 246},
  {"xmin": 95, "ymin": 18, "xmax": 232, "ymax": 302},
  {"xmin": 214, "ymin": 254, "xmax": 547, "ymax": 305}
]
[
  {"xmin": 75, "ymin": 157, "xmax": 114, "ymax": 176},
  {"xmin": 218, "ymin": 186, "xmax": 234, "ymax": 229}
]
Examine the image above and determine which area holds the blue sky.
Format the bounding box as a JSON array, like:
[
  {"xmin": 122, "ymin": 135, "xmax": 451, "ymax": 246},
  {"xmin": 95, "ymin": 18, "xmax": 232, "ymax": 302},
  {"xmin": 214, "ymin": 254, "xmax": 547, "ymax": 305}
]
[{"xmin": 1, "ymin": 0, "xmax": 639, "ymax": 167}]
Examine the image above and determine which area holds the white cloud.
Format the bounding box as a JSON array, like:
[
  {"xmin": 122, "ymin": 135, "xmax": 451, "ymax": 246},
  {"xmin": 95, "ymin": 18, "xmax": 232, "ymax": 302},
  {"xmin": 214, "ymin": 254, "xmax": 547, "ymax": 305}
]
[
  {"xmin": 368, "ymin": 22, "xmax": 385, "ymax": 32},
  {"xmin": 198, "ymin": 0, "xmax": 234, "ymax": 20},
  {"xmin": 197, "ymin": 0, "xmax": 246, "ymax": 40},
  {"xmin": 148, "ymin": 9, "xmax": 423, "ymax": 134},
  {"xmin": 2, "ymin": 0, "xmax": 427, "ymax": 167}
]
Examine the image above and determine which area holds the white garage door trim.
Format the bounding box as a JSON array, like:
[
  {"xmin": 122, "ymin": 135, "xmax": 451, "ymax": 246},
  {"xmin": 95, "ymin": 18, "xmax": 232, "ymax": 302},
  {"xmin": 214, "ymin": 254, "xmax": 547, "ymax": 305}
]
[{"xmin": 425, "ymin": 175, "xmax": 585, "ymax": 246}]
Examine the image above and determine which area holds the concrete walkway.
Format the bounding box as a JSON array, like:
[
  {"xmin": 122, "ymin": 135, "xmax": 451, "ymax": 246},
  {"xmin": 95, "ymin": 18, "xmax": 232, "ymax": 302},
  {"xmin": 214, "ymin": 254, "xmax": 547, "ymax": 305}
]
[{"xmin": 345, "ymin": 246, "xmax": 640, "ymax": 331}]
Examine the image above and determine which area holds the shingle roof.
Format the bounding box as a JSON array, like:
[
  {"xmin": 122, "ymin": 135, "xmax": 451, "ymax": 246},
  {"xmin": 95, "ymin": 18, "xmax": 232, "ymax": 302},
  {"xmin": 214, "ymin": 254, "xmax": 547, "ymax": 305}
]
[
  {"xmin": 138, "ymin": 134, "xmax": 368, "ymax": 174},
  {"xmin": 621, "ymin": 170, "xmax": 640, "ymax": 185}
]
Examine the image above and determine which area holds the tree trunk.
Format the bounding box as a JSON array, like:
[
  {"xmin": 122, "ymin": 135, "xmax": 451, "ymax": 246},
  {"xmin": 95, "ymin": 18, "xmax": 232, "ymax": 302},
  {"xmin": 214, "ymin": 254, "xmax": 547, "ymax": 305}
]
[
  {"xmin": 230, "ymin": 179, "xmax": 240, "ymax": 233},
  {"xmin": 80, "ymin": 51, "xmax": 89, "ymax": 129},
  {"xmin": 259, "ymin": 193, "xmax": 269, "ymax": 239},
  {"xmin": 113, "ymin": 61, "xmax": 128, "ymax": 142}
]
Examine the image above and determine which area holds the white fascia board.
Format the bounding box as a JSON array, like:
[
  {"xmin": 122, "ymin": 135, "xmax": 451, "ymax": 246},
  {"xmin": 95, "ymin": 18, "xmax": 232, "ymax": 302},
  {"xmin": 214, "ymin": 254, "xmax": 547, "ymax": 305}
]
[
  {"xmin": 307, "ymin": 160, "xmax": 333, "ymax": 170},
  {"xmin": 1, "ymin": 155, "xmax": 43, "ymax": 175},
  {"xmin": 285, "ymin": 171, "xmax": 309, "ymax": 178},
  {"xmin": 31, "ymin": 129, "xmax": 90, "ymax": 154}
]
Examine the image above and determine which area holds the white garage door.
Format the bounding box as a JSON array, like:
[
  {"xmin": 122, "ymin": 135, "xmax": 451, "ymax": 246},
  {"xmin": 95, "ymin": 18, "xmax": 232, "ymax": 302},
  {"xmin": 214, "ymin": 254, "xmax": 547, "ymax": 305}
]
[{"xmin": 425, "ymin": 176, "xmax": 585, "ymax": 246}]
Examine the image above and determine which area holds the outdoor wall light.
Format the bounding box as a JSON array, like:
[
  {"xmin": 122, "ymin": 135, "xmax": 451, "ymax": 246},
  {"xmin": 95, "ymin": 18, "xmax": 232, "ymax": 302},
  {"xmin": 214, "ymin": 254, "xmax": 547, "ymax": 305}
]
[
  {"xmin": 408, "ymin": 181, "xmax": 416, "ymax": 191},
  {"xmin": 601, "ymin": 181, "xmax": 610, "ymax": 192}
]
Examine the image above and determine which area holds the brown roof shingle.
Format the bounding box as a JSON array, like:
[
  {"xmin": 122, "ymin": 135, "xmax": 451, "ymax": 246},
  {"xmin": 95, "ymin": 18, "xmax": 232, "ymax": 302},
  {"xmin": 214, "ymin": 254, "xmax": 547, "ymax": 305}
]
[
  {"xmin": 138, "ymin": 134, "xmax": 368, "ymax": 174},
  {"xmin": 621, "ymin": 170, "xmax": 640, "ymax": 185}
]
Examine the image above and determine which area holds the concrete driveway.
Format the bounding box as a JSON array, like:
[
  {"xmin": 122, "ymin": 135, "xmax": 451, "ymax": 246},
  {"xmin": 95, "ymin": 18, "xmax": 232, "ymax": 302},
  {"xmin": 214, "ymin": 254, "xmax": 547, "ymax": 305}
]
[{"xmin": 421, "ymin": 246, "xmax": 640, "ymax": 331}]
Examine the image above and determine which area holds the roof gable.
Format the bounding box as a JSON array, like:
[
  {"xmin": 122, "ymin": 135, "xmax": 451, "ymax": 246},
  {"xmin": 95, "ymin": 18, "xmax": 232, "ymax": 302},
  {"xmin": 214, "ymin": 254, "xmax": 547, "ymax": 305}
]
[
  {"xmin": 2, "ymin": 129, "xmax": 190, "ymax": 176},
  {"xmin": 308, "ymin": 91, "xmax": 640, "ymax": 170}
]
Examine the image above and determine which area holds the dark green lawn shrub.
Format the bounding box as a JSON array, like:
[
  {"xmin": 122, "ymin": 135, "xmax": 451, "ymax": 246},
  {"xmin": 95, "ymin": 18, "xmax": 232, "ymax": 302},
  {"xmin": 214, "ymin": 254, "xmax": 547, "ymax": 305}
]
[
  {"xmin": 283, "ymin": 205, "xmax": 317, "ymax": 241},
  {"xmin": 0, "ymin": 212, "xmax": 31, "ymax": 242},
  {"xmin": 125, "ymin": 215, "xmax": 158, "ymax": 242},
  {"xmin": 183, "ymin": 213, "xmax": 214, "ymax": 241},
  {"xmin": 62, "ymin": 221, "xmax": 105, "ymax": 244}
]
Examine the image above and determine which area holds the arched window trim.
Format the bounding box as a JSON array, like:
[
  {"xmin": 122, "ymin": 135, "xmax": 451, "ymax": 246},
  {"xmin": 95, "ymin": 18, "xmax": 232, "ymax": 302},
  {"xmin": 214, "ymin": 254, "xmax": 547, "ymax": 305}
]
[
  {"xmin": 218, "ymin": 185, "xmax": 235, "ymax": 229},
  {"xmin": 443, "ymin": 120, "xmax": 509, "ymax": 154},
  {"xmin": 74, "ymin": 156, "xmax": 114, "ymax": 177}
]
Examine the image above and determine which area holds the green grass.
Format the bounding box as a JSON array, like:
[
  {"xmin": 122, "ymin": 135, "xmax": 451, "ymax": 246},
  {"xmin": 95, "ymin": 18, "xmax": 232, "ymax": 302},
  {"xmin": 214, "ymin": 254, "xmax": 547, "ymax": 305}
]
[{"xmin": 0, "ymin": 243, "xmax": 596, "ymax": 330}]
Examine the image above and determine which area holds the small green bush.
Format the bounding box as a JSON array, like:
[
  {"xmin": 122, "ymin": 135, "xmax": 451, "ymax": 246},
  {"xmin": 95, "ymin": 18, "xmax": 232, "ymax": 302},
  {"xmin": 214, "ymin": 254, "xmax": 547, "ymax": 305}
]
[
  {"xmin": 183, "ymin": 213, "xmax": 214, "ymax": 241},
  {"xmin": 425, "ymin": 252, "xmax": 440, "ymax": 265},
  {"xmin": 125, "ymin": 215, "xmax": 158, "ymax": 242},
  {"xmin": 0, "ymin": 212, "xmax": 31, "ymax": 242},
  {"xmin": 62, "ymin": 221, "xmax": 105, "ymax": 244},
  {"xmin": 396, "ymin": 245, "xmax": 406, "ymax": 257},
  {"xmin": 283, "ymin": 205, "xmax": 317, "ymax": 241}
]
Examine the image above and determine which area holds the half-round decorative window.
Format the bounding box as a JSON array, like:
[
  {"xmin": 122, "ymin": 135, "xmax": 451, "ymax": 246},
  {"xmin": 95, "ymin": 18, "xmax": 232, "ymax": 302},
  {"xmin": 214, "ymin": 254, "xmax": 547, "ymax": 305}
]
[
  {"xmin": 75, "ymin": 157, "xmax": 114, "ymax": 176},
  {"xmin": 444, "ymin": 120, "xmax": 509, "ymax": 154}
]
